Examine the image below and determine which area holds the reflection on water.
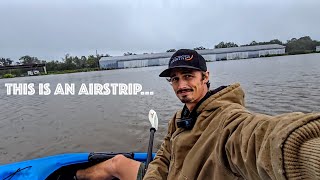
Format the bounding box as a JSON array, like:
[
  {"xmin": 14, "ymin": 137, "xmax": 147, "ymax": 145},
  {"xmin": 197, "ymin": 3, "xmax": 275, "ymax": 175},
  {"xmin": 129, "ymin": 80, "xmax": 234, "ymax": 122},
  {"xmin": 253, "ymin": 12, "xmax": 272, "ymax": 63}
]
[{"xmin": 0, "ymin": 53, "xmax": 319, "ymax": 164}]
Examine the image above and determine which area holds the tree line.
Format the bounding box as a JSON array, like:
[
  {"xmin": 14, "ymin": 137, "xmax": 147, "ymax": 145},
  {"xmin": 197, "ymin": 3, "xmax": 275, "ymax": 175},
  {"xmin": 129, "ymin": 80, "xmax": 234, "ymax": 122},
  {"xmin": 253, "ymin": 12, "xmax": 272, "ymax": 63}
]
[
  {"xmin": 0, "ymin": 54, "xmax": 102, "ymax": 72},
  {"xmin": 0, "ymin": 54, "xmax": 105, "ymax": 78},
  {"xmin": 167, "ymin": 36, "xmax": 320, "ymax": 55}
]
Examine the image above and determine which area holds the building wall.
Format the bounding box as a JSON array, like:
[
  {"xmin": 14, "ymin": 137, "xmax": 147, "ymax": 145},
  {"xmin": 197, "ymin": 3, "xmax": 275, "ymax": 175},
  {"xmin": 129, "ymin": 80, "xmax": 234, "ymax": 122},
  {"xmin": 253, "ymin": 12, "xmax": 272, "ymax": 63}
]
[
  {"xmin": 147, "ymin": 59, "xmax": 159, "ymax": 66},
  {"xmin": 100, "ymin": 60, "xmax": 118, "ymax": 69},
  {"xmin": 147, "ymin": 58, "xmax": 170, "ymax": 66},
  {"xmin": 117, "ymin": 61, "xmax": 124, "ymax": 68},
  {"xmin": 227, "ymin": 52, "xmax": 249, "ymax": 60},
  {"xmin": 202, "ymin": 54, "xmax": 216, "ymax": 61},
  {"xmin": 215, "ymin": 53, "xmax": 227, "ymax": 61},
  {"xmin": 121, "ymin": 60, "xmax": 149, "ymax": 68},
  {"xmin": 215, "ymin": 48, "xmax": 285, "ymax": 61},
  {"xmin": 259, "ymin": 48, "xmax": 285, "ymax": 56},
  {"xmin": 101, "ymin": 58, "xmax": 170, "ymax": 69},
  {"xmin": 159, "ymin": 58, "xmax": 170, "ymax": 65},
  {"xmin": 99, "ymin": 46, "xmax": 286, "ymax": 69},
  {"xmin": 248, "ymin": 51, "xmax": 260, "ymax": 58}
]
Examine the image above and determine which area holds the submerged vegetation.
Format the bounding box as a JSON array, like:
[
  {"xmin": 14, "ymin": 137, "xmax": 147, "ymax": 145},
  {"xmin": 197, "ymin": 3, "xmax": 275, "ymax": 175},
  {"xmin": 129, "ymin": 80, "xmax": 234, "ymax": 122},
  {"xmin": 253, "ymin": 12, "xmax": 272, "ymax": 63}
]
[
  {"xmin": 47, "ymin": 68, "xmax": 101, "ymax": 75},
  {"xmin": 2, "ymin": 74, "xmax": 14, "ymax": 78}
]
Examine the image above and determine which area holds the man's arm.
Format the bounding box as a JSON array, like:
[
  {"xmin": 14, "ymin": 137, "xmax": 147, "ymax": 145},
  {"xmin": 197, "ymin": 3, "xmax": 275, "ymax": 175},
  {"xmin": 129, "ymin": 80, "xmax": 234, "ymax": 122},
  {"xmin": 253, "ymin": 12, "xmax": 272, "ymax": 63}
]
[
  {"xmin": 219, "ymin": 104, "xmax": 320, "ymax": 179},
  {"xmin": 143, "ymin": 116, "xmax": 176, "ymax": 179}
]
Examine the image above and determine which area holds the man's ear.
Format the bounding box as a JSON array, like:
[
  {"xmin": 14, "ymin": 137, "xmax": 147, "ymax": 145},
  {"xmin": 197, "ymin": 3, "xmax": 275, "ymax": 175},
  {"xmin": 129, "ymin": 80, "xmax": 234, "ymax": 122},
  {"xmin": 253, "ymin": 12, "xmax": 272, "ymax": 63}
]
[{"xmin": 204, "ymin": 71, "xmax": 209, "ymax": 83}]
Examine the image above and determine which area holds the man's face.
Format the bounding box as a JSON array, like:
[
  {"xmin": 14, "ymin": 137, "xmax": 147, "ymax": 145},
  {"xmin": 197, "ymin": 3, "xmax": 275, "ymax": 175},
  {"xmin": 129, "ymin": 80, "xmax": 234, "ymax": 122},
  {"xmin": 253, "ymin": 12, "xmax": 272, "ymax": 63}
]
[{"xmin": 169, "ymin": 68, "xmax": 209, "ymax": 105}]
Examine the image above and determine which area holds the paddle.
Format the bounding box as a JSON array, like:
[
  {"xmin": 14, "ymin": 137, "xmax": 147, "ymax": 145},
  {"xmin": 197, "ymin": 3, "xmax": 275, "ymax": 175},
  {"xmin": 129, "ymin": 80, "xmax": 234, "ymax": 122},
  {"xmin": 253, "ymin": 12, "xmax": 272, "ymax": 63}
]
[{"xmin": 145, "ymin": 109, "xmax": 158, "ymax": 171}]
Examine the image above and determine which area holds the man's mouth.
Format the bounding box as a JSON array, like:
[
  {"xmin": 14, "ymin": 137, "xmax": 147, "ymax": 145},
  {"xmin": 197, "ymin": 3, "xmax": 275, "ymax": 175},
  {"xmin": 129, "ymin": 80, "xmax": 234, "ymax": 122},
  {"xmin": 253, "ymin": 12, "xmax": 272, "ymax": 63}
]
[{"xmin": 177, "ymin": 89, "xmax": 193, "ymax": 95}]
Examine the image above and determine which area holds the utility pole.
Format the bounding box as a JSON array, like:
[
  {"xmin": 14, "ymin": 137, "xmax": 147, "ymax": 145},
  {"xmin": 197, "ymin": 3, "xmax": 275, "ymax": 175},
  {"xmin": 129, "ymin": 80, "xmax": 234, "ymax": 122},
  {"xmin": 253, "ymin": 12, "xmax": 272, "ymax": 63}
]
[{"xmin": 96, "ymin": 49, "xmax": 99, "ymax": 68}]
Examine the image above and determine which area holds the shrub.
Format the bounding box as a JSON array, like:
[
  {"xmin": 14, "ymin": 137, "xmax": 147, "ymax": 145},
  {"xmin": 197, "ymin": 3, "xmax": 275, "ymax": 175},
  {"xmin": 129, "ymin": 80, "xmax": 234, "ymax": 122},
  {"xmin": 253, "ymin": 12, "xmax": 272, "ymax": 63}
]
[{"xmin": 3, "ymin": 74, "xmax": 15, "ymax": 78}]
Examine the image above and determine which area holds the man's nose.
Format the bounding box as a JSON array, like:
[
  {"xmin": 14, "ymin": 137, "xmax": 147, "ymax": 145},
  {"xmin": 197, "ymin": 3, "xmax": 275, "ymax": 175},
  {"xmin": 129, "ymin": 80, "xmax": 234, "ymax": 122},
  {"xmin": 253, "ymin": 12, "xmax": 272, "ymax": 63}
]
[{"xmin": 177, "ymin": 78, "xmax": 188, "ymax": 89}]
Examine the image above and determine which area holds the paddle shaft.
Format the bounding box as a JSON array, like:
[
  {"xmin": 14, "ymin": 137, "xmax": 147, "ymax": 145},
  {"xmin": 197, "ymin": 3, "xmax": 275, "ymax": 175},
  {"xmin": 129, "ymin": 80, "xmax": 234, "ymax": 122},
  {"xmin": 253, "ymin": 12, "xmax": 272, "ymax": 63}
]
[{"xmin": 145, "ymin": 127, "xmax": 156, "ymax": 170}]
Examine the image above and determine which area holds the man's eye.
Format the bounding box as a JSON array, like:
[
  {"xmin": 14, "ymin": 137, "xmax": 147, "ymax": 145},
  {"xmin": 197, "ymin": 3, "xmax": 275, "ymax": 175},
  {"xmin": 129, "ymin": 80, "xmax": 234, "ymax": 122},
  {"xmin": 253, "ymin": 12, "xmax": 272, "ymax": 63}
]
[
  {"xmin": 171, "ymin": 77, "xmax": 179, "ymax": 82},
  {"xmin": 184, "ymin": 74, "xmax": 194, "ymax": 79}
]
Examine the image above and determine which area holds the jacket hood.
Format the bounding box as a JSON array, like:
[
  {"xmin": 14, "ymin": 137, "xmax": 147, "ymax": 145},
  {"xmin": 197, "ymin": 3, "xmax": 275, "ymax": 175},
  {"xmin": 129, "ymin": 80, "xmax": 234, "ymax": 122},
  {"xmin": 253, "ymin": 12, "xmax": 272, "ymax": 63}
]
[
  {"xmin": 174, "ymin": 83, "xmax": 245, "ymax": 123},
  {"xmin": 198, "ymin": 83, "xmax": 245, "ymax": 115}
]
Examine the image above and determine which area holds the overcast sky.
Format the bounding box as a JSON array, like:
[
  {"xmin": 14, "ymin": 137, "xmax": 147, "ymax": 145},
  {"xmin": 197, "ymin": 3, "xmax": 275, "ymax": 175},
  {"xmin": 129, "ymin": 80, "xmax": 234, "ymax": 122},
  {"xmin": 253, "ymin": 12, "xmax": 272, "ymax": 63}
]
[{"xmin": 0, "ymin": 0, "xmax": 319, "ymax": 61}]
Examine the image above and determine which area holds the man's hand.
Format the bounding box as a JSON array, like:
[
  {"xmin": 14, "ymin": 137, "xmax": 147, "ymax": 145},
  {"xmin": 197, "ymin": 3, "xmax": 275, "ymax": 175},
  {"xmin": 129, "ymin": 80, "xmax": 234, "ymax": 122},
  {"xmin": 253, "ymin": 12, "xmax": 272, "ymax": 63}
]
[
  {"xmin": 75, "ymin": 154, "xmax": 141, "ymax": 180},
  {"xmin": 76, "ymin": 160, "xmax": 114, "ymax": 180}
]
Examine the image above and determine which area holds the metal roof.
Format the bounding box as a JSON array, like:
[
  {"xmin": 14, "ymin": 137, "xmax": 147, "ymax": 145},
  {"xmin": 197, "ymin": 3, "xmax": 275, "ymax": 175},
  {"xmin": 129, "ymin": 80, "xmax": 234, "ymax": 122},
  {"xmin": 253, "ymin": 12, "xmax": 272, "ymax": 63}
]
[
  {"xmin": 100, "ymin": 44, "xmax": 285, "ymax": 62},
  {"xmin": 101, "ymin": 52, "xmax": 175, "ymax": 62}
]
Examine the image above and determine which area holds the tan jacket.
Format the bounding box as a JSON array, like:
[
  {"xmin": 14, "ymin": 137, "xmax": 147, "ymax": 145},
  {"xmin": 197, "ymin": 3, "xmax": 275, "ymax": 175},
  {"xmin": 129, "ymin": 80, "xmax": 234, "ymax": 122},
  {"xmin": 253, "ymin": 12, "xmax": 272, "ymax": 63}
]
[{"xmin": 144, "ymin": 83, "xmax": 320, "ymax": 180}]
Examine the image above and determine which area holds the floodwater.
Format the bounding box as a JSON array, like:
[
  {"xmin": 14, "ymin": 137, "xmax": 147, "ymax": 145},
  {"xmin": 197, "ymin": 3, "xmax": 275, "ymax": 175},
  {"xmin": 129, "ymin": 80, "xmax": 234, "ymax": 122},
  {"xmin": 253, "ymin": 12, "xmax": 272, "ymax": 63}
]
[{"xmin": 0, "ymin": 53, "xmax": 320, "ymax": 164}]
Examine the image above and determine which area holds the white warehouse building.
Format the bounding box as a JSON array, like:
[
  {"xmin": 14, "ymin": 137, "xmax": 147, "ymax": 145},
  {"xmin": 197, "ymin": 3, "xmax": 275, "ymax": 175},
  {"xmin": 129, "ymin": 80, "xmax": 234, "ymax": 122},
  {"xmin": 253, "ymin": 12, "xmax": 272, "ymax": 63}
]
[{"xmin": 99, "ymin": 44, "xmax": 285, "ymax": 69}]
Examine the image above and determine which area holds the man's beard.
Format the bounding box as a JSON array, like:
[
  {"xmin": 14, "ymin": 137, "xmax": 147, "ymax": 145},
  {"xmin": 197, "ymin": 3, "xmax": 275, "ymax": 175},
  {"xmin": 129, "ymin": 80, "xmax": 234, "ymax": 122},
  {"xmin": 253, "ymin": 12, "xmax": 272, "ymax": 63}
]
[{"xmin": 179, "ymin": 95, "xmax": 193, "ymax": 103}]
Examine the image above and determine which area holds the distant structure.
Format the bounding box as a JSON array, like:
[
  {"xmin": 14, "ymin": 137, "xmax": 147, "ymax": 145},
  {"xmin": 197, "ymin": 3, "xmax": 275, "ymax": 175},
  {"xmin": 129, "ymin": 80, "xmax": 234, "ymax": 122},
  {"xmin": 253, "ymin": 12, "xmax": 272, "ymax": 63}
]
[
  {"xmin": 0, "ymin": 64, "xmax": 47, "ymax": 75},
  {"xmin": 316, "ymin": 46, "xmax": 320, "ymax": 52},
  {"xmin": 99, "ymin": 44, "xmax": 285, "ymax": 69}
]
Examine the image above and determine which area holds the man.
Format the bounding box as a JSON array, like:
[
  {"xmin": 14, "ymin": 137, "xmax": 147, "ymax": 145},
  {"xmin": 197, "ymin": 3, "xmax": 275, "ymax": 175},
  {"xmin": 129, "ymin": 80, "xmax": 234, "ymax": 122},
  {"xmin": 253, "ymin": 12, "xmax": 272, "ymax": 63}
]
[{"xmin": 77, "ymin": 49, "xmax": 320, "ymax": 180}]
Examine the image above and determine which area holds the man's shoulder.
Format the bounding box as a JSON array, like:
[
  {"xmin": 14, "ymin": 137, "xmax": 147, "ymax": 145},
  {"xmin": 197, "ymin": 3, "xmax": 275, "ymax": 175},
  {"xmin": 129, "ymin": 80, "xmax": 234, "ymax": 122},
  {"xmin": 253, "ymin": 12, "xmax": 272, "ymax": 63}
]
[{"xmin": 169, "ymin": 109, "xmax": 182, "ymax": 123}]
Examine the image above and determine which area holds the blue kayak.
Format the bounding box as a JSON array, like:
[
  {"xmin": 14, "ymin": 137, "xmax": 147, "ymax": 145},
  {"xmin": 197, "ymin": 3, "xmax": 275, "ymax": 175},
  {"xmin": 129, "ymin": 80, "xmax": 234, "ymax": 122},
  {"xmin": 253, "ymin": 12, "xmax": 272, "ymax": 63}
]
[{"xmin": 0, "ymin": 152, "xmax": 155, "ymax": 180}]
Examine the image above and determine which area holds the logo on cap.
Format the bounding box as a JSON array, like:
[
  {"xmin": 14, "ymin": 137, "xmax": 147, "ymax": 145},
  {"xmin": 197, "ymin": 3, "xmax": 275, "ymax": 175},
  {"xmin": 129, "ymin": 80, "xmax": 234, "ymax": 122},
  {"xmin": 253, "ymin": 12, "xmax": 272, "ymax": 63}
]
[{"xmin": 170, "ymin": 55, "xmax": 194, "ymax": 64}]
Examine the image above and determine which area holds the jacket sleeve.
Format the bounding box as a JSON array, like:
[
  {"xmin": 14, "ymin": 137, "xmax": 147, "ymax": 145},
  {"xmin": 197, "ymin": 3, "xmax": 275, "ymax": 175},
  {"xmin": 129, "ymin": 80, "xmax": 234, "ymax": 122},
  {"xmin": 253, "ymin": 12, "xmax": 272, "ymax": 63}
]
[
  {"xmin": 143, "ymin": 116, "xmax": 176, "ymax": 180},
  {"xmin": 218, "ymin": 103, "xmax": 320, "ymax": 180}
]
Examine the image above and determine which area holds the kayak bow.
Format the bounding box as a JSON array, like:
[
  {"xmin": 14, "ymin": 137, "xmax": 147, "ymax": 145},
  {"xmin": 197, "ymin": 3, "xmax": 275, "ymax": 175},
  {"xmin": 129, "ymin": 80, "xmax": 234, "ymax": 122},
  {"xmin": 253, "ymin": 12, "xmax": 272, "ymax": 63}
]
[{"xmin": 0, "ymin": 152, "xmax": 155, "ymax": 180}]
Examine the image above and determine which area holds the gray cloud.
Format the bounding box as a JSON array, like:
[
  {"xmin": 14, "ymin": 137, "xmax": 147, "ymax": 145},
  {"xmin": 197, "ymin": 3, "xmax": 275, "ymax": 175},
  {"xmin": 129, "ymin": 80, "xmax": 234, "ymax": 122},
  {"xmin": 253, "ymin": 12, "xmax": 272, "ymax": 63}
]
[{"xmin": 0, "ymin": 0, "xmax": 319, "ymax": 61}]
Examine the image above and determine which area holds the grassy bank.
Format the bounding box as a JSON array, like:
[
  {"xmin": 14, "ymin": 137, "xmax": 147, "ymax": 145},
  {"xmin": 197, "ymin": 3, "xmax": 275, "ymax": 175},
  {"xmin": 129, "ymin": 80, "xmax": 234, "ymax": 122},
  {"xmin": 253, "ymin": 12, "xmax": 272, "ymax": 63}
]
[{"xmin": 46, "ymin": 68, "xmax": 101, "ymax": 75}]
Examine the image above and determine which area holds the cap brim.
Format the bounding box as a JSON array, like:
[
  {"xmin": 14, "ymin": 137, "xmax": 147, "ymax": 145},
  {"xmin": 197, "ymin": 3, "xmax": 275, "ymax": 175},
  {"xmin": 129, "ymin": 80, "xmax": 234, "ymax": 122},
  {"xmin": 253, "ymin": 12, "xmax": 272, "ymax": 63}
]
[{"xmin": 159, "ymin": 65, "xmax": 203, "ymax": 77}]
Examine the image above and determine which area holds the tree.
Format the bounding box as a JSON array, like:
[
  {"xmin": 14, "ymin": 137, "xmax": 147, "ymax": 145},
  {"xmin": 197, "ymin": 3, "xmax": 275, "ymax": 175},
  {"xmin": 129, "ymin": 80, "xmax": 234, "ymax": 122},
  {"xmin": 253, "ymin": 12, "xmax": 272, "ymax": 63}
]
[
  {"xmin": 287, "ymin": 38, "xmax": 297, "ymax": 44},
  {"xmin": 80, "ymin": 56, "xmax": 87, "ymax": 68},
  {"xmin": 285, "ymin": 36, "xmax": 318, "ymax": 54},
  {"xmin": 194, "ymin": 46, "xmax": 206, "ymax": 50},
  {"xmin": 87, "ymin": 55, "xmax": 99, "ymax": 68},
  {"xmin": 73, "ymin": 56, "xmax": 81, "ymax": 69},
  {"xmin": 124, "ymin": 52, "xmax": 134, "ymax": 56},
  {"xmin": 19, "ymin": 55, "xmax": 40, "ymax": 64},
  {"xmin": 166, "ymin": 49, "xmax": 176, "ymax": 52},
  {"xmin": 215, "ymin": 42, "xmax": 225, "ymax": 48},
  {"xmin": 0, "ymin": 58, "xmax": 13, "ymax": 66},
  {"xmin": 46, "ymin": 60, "xmax": 61, "ymax": 71},
  {"xmin": 62, "ymin": 54, "xmax": 76, "ymax": 70},
  {"xmin": 269, "ymin": 39, "xmax": 283, "ymax": 45},
  {"xmin": 249, "ymin": 41, "xmax": 258, "ymax": 46},
  {"xmin": 6, "ymin": 58, "xmax": 13, "ymax": 65},
  {"xmin": 242, "ymin": 39, "xmax": 283, "ymax": 47},
  {"xmin": 215, "ymin": 42, "xmax": 238, "ymax": 49},
  {"xmin": 0, "ymin": 58, "xmax": 5, "ymax": 66}
]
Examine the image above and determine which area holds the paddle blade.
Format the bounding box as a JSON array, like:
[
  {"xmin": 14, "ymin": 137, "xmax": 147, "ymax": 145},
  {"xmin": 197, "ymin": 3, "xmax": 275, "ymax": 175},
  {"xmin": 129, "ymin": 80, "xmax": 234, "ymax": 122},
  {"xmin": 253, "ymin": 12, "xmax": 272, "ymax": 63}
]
[{"xmin": 148, "ymin": 109, "xmax": 158, "ymax": 130}]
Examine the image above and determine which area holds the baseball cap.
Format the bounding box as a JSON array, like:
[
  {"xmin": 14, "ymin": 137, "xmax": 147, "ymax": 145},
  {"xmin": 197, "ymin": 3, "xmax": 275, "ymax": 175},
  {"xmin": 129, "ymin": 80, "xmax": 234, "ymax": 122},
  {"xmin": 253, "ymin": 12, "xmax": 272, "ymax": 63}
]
[{"xmin": 159, "ymin": 49, "xmax": 207, "ymax": 77}]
